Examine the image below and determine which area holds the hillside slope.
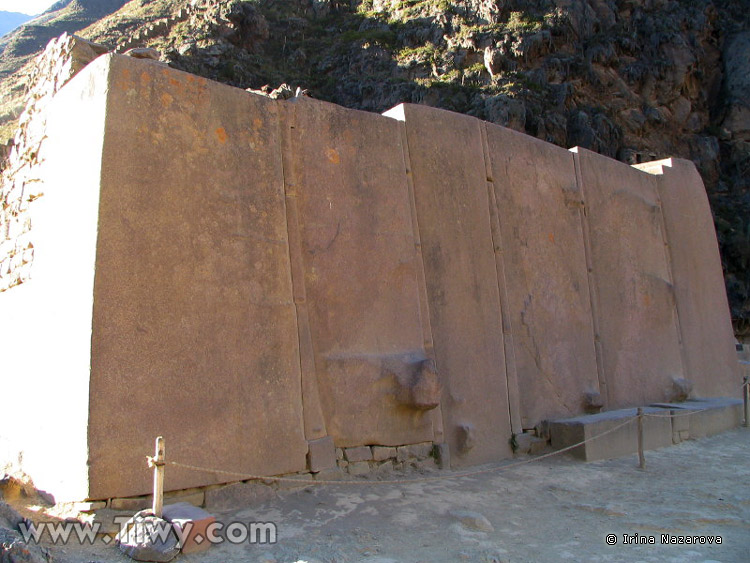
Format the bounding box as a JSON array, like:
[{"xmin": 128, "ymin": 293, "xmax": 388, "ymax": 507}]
[
  {"xmin": 0, "ymin": 0, "xmax": 127, "ymax": 79},
  {"xmin": 0, "ymin": 11, "xmax": 32, "ymax": 37},
  {"xmin": 1, "ymin": 0, "xmax": 750, "ymax": 325}
]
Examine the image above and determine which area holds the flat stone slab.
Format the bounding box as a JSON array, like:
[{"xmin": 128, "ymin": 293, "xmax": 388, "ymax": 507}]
[
  {"xmin": 550, "ymin": 398, "xmax": 744, "ymax": 461},
  {"xmin": 649, "ymin": 397, "xmax": 743, "ymax": 440},
  {"xmin": 550, "ymin": 407, "xmax": 673, "ymax": 461}
]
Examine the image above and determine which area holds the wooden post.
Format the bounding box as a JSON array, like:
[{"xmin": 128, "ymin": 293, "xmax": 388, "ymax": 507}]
[
  {"xmin": 148, "ymin": 436, "xmax": 165, "ymax": 518},
  {"xmin": 744, "ymin": 377, "xmax": 749, "ymax": 429},
  {"xmin": 636, "ymin": 408, "xmax": 645, "ymax": 470}
]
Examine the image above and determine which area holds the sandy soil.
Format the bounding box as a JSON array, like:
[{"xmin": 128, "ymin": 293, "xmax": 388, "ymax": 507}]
[{"xmin": 31, "ymin": 428, "xmax": 750, "ymax": 562}]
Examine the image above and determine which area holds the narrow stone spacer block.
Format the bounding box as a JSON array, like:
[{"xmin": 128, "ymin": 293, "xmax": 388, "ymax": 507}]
[
  {"xmin": 433, "ymin": 443, "xmax": 450, "ymax": 469},
  {"xmin": 307, "ymin": 436, "xmax": 336, "ymax": 473},
  {"xmin": 162, "ymin": 502, "xmax": 215, "ymax": 555}
]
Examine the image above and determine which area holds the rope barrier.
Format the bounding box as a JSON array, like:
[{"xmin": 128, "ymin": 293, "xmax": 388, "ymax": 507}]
[
  {"xmin": 166, "ymin": 416, "xmax": 637, "ymax": 486},
  {"xmin": 153, "ymin": 395, "xmax": 747, "ymax": 497},
  {"xmin": 642, "ymin": 408, "xmax": 708, "ymax": 419}
]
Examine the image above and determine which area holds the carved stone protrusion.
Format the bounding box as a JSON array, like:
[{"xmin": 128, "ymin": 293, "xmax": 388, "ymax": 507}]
[
  {"xmin": 671, "ymin": 377, "xmax": 693, "ymax": 402},
  {"xmin": 455, "ymin": 423, "xmax": 475, "ymax": 455},
  {"xmin": 394, "ymin": 358, "xmax": 441, "ymax": 411},
  {"xmin": 583, "ymin": 389, "xmax": 604, "ymax": 413}
]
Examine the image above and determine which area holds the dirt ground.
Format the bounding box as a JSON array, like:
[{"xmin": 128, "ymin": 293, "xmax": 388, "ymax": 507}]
[{"xmin": 34, "ymin": 427, "xmax": 750, "ymax": 562}]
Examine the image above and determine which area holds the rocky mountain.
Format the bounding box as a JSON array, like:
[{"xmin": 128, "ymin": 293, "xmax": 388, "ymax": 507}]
[
  {"xmin": 0, "ymin": 1, "xmax": 128, "ymax": 78},
  {"xmin": 1, "ymin": 0, "xmax": 750, "ymax": 326},
  {"xmin": 0, "ymin": 12, "xmax": 32, "ymax": 37}
]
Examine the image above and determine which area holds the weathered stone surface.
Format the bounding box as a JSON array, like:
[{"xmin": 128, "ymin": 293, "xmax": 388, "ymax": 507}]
[
  {"xmin": 397, "ymin": 442, "xmax": 433, "ymax": 461},
  {"xmin": 116, "ymin": 510, "xmax": 180, "ymax": 562},
  {"xmin": 651, "ymin": 398, "xmax": 744, "ymax": 439},
  {"xmin": 164, "ymin": 489, "xmax": 205, "ymax": 508},
  {"xmin": 88, "ymin": 55, "xmax": 308, "ymax": 498},
  {"xmin": 162, "ymin": 502, "xmax": 215, "ymax": 554},
  {"xmin": 634, "ymin": 158, "xmax": 741, "ymax": 398},
  {"xmin": 0, "ymin": 527, "xmax": 48, "ymax": 563},
  {"xmin": 111, "ymin": 497, "xmax": 151, "ymax": 511},
  {"xmin": 394, "ymin": 358, "xmax": 442, "ymax": 411},
  {"xmin": 371, "ymin": 447, "xmax": 397, "ymax": 462},
  {"xmin": 0, "ymin": 48, "xmax": 741, "ymax": 504},
  {"xmin": 513, "ymin": 433, "xmax": 534, "ymax": 454},
  {"xmin": 433, "ymin": 443, "xmax": 450, "ymax": 469},
  {"xmin": 549, "ymin": 407, "xmax": 673, "ymax": 461},
  {"xmin": 204, "ymin": 482, "xmax": 275, "ymax": 511},
  {"xmin": 572, "ymin": 147, "xmax": 684, "ymax": 408},
  {"xmin": 385, "ymin": 103, "xmax": 514, "ymax": 467},
  {"xmin": 343, "ymin": 446, "xmax": 372, "ymax": 463},
  {"xmin": 287, "ymin": 97, "xmax": 433, "ymax": 448},
  {"xmin": 0, "ymin": 49, "xmax": 112, "ymax": 502},
  {"xmin": 528, "ymin": 436, "xmax": 547, "ymax": 455},
  {"xmin": 307, "ymin": 436, "xmax": 336, "ymax": 473},
  {"xmin": 486, "ymin": 124, "xmax": 600, "ymax": 427}
]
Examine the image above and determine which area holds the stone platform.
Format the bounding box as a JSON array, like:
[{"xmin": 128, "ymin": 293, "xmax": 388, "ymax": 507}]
[{"xmin": 549, "ymin": 398, "xmax": 743, "ymax": 461}]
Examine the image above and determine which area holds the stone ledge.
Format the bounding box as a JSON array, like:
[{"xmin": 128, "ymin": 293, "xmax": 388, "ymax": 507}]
[{"xmin": 549, "ymin": 398, "xmax": 743, "ymax": 461}]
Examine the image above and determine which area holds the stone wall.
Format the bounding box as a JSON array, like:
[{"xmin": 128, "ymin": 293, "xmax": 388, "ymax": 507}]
[
  {"xmin": 0, "ymin": 49, "xmax": 740, "ymax": 502},
  {"xmin": 0, "ymin": 34, "xmax": 107, "ymax": 293}
]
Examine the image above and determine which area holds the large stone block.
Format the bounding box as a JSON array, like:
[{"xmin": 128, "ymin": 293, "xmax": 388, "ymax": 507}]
[
  {"xmin": 0, "ymin": 52, "xmax": 112, "ymax": 502},
  {"xmin": 384, "ymin": 103, "xmax": 513, "ymax": 466},
  {"xmin": 651, "ymin": 398, "xmax": 743, "ymax": 439},
  {"xmin": 634, "ymin": 159, "xmax": 740, "ymax": 398},
  {"xmin": 485, "ymin": 124, "xmax": 600, "ymax": 427},
  {"xmin": 307, "ymin": 436, "xmax": 336, "ymax": 473},
  {"xmin": 285, "ymin": 97, "xmax": 435, "ymax": 447},
  {"xmin": 549, "ymin": 408, "xmax": 672, "ymax": 461},
  {"xmin": 88, "ymin": 54, "xmax": 308, "ymax": 498},
  {"xmin": 571, "ymin": 147, "xmax": 684, "ymax": 408}
]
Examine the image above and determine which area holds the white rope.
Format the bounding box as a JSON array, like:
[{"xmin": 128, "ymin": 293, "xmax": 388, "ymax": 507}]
[{"xmin": 166, "ymin": 417, "xmax": 637, "ymax": 486}]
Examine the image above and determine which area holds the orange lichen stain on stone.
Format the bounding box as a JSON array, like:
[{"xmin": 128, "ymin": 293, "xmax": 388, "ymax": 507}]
[
  {"xmin": 326, "ymin": 148, "xmax": 340, "ymax": 164},
  {"xmin": 215, "ymin": 127, "xmax": 228, "ymax": 144},
  {"xmin": 548, "ymin": 233, "xmax": 555, "ymax": 244},
  {"xmin": 140, "ymin": 71, "xmax": 151, "ymax": 86},
  {"xmin": 253, "ymin": 118, "xmax": 263, "ymax": 130},
  {"xmin": 160, "ymin": 92, "xmax": 173, "ymax": 107},
  {"xmin": 643, "ymin": 294, "xmax": 652, "ymax": 307},
  {"xmin": 115, "ymin": 68, "xmax": 133, "ymax": 91}
]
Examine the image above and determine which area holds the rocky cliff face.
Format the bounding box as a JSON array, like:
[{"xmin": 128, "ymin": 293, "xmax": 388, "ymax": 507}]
[{"xmin": 1, "ymin": 0, "xmax": 749, "ymax": 324}]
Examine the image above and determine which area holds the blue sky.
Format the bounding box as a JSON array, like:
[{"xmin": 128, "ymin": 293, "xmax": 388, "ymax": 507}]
[{"xmin": 0, "ymin": 1, "xmax": 58, "ymax": 15}]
